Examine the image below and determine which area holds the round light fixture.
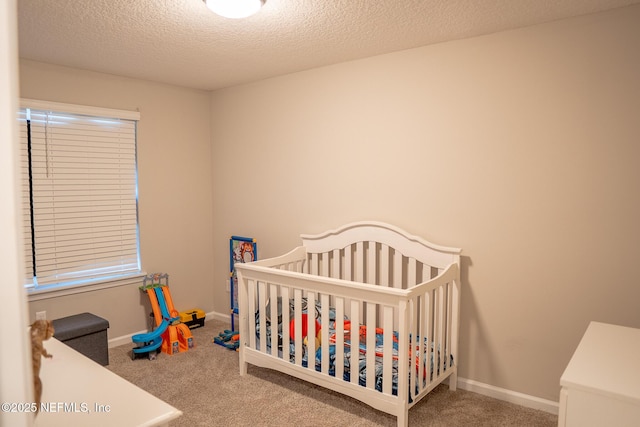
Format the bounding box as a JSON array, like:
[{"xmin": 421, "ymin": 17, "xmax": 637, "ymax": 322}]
[{"xmin": 203, "ymin": 0, "xmax": 265, "ymax": 19}]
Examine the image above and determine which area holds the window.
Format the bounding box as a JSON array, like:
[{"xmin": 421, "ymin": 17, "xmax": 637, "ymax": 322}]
[{"xmin": 18, "ymin": 99, "xmax": 142, "ymax": 296}]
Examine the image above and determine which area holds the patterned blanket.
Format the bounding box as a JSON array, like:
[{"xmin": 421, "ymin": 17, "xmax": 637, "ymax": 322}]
[{"xmin": 255, "ymin": 297, "xmax": 451, "ymax": 395}]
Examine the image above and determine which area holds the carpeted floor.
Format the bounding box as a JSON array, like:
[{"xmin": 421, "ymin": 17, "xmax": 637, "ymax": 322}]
[{"xmin": 108, "ymin": 319, "xmax": 558, "ymax": 426}]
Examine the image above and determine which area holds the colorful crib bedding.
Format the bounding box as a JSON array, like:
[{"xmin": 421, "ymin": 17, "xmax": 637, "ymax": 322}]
[{"xmin": 255, "ymin": 297, "xmax": 451, "ymax": 396}]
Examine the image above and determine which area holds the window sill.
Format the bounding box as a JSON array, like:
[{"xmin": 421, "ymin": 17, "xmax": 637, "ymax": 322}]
[{"xmin": 27, "ymin": 272, "xmax": 147, "ymax": 302}]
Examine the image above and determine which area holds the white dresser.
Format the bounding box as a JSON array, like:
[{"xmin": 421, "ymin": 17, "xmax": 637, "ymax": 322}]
[
  {"xmin": 558, "ymin": 321, "xmax": 640, "ymax": 427},
  {"xmin": 34, "ymin": 337, "xmax": 182, "ymax": 427}
]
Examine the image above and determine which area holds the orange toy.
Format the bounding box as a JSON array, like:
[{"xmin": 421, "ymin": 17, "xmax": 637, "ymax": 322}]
[{"xmin": 143, "ymin": 274, "xmax": 194, "ymax": 356}]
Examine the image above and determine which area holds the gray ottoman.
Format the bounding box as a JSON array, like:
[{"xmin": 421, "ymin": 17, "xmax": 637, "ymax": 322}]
[{"xmin": 52, "ymin": 312, "xmax": 110, "ymax": 366}]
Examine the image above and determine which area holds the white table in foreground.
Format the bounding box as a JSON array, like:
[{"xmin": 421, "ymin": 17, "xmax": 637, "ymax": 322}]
[
  {"xmin": 34, "ymin": 337, "xmax": 182, "ymax": 427},
  {"xmin": 558, "ymin": 321, "xmax": 640, "ymax": 427}
]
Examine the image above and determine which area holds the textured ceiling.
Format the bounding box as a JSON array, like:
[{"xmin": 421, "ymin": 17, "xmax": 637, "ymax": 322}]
[{"xmin": 17, "ymin": 0, "xmax": 640, "ymax": 91}]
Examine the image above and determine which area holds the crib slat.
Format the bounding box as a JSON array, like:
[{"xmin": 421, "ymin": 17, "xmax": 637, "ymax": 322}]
[
  {"xmin": 409, "ymin": 298, "xmax": 417, "ymax": 400},
  {"xmin": 321, "ymin": 293, "xmax": 330, "ymax": 374},
  {"xmin": 350, "ymin": 299, "xmax": 360, "ymax": 386},
  {"xmin": 281, "ymin": 286, "xmax": 290, "ymax": 362},
  {"xmin": 258, "ymin": 281, "xmax": 267, "ymax": 353},
  {"xmin": 344, "ymin": 245, "xmax": 352, "ymax": 282},
  {"xmin": 332, "ymin": 249, "xmax": 341, "ymax": 279},
  {"xmin": 417, "ymin": 293, "xmax": 426, "ymax": 391},
  {"xmin": 439, "ymin": 286, "xmax": 446, "ymax": 374},
  {"xmin": 382, "ymin": 305, "xmax": 394, "ymax": 395},
  {"xmin": 321, "ymin": 252, "xmax": 329, "ymax": 278},
  {"xmin": 335, "ymin": 297, "xmax": 345, "ymax": 381},
  {"xmin": 355, "ymin": 241, "xmax": 364, "ymax": 283},
  {"xmin": 248, "ymin": 279, "xmax": 256, "ymax": 350},
  {"xmin": 269, "ymin": 285, "xmax": 279, "ymax": 355},
  {"xmin": 393, "ymin": 250, "xmax": 402, "ymax": 289},
  {"xmin": 396, "ymin": 300, "xmax": 410, "ymax": 411},
  {"xmin": 341, "ymin": 245, "xmax": 353, "ymax": 318},
  {"xmin": 307, "ymin": 292, "xmax": 317, "ymax": 369},
  {"xmin": 424, "ymin": 290, "xmax": 432, "ymax": 386},
  {"xmin": 366, "ymin": 303, "xmax": 377, "ymax": 389},
  {"xmin": 422, "ymin": 264, "xmax": 430, "ymax": 283},
  {"xmin": 311, "ymin": 253, "xmax": 319, "ymax": 276},
  {"xmin": 294, "ymin": 289, "xmax": 303, "ymax": 365},
  {"xmin": 367, "ymin": 241, "xmax": 376, "ymax": 285},
  {"xmin": 408, "ymin": 258, "xmax": 417, "ymax": 287},
  {"xmin": 434, "ymin": 286, "xmax": 444, "ymax": 377},
  {"xmin": 380, "ymin": 244, "xmax": 389, "ymax": 287},
  {"xmin": 378, "ymin": 245, "xmax": 389, "ymax": 328}
]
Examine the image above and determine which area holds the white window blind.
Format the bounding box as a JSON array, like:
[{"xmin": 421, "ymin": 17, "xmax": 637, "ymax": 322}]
[{"xmin": 19, "ymin": 102, "xmax": 141, "ymax": 289}]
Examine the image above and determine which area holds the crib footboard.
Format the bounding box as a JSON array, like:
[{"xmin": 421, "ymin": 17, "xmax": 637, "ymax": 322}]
[{"xmin": 235, "ymin": 253, "xmax": 460, "ymax": 427}]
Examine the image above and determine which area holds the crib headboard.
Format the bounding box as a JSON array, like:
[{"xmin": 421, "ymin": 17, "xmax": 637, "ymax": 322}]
[{"xmin": 300, "ymin": 221, "xmax": 461, "ymax": 289}]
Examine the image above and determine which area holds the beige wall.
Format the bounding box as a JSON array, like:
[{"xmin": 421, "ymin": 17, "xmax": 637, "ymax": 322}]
[
  {"xmin": 19, "ymin": 60, "xmax": 214, "ymax": 339},
  {"xmin": 210, "ymin": 5, "xmax": 640, "ymax": 401}
]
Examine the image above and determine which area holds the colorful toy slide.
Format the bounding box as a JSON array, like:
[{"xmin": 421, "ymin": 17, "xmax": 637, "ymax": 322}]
[
  {"xmin": 131, "ymin": 318, "xmax": 168, "ymax": 356},
  {"xmin": 132, "ymin": 274, "xmax": 194, "ymax": 359}
]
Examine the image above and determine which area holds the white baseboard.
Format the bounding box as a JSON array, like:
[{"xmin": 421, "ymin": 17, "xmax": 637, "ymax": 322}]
[
  {"xmin": 109, "ymin": 313, "xmax": 559, "ymax": 416},
  {"xmin": 456, "ymin": 377, "xmax": 559, "ymax": 415},
  {"xmin": 208, "ymin": 310, "xmax": 232, "ymax": 323},
  {"xmin": 109, "ymin": 331, "xmax": 143, "ymax": 349}
]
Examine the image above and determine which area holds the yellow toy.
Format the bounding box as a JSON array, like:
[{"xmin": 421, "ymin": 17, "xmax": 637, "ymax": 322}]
[{"xmin": 179, "ymin": 309, "xmax": 206, "ymax": 329}]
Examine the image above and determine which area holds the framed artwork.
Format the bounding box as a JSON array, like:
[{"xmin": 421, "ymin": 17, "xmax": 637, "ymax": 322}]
[{"xmin": 229, "ymin": 235, "xmax": 257, "ymax": 330}]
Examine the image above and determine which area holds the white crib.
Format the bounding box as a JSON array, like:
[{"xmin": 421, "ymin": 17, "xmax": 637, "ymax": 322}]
[{"xmin": 235, "ymin": 221, "xmax": 461, "ymax": 427}]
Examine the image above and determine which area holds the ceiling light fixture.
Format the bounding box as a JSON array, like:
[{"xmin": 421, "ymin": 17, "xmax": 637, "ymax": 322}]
[{"xmin": 203, "ymin": 0, "xmax": 265, "ymax": 19}]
